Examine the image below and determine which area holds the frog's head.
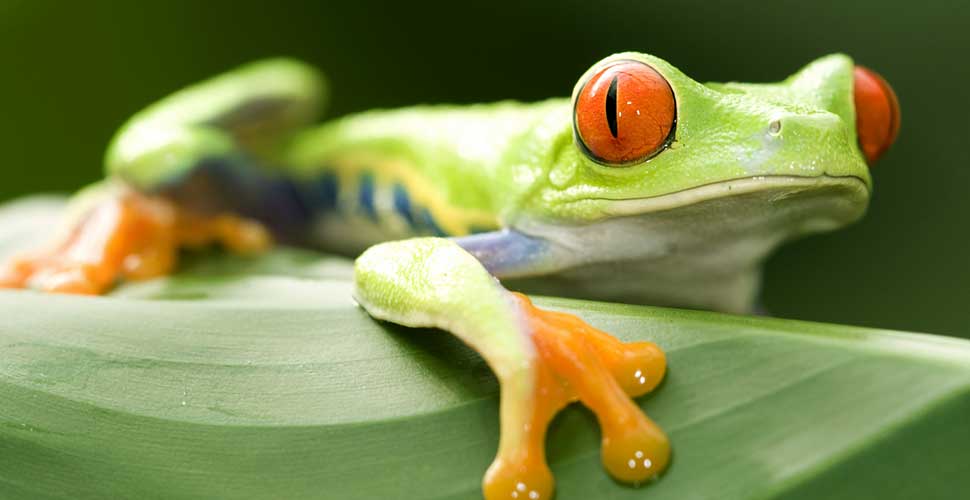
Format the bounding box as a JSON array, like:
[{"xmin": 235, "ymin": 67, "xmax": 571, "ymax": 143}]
[
  {"xmin": 508, "ymin": 53, "xmax": 899, "ymax": 310},
  {"xmin": 520, "ymin": 52, "xmax": 899, "ymax": 234}
]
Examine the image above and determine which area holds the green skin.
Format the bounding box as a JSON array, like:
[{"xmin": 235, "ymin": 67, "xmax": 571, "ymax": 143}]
[
  {"xmin": 83, "ymin": 52, "xmax": 870, "ymax": 496},
  {"xmin": 103, "ymin": 52, "xmax": 870, "ymax": 311}
]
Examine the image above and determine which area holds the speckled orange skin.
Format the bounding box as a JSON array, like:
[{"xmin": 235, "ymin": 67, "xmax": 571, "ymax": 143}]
[
  {"xmin": 483, "ymin": 293, "xmax": 669, "ymax": 500},
  {"xmin": 0, "ymin": 190, "xmax": 270, "ymax": 294}
]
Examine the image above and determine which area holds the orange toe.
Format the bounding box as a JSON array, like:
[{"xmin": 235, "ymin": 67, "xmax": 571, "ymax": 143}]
[
  {"xmin": 483, "ymin": 452, "xmax": 554, "ymax": 500},
  {"xmin": 0, "ymin": 189, "xmax": 272, "ymax": 295},
  {"xmin": 482, "ymin": 292, "xmax": 669, "ymax": 498}
]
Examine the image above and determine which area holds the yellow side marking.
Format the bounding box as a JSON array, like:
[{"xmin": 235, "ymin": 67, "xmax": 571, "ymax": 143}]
[{"xmin": 329, "ymin": 155, "xmax": 499, "ymax": 236}]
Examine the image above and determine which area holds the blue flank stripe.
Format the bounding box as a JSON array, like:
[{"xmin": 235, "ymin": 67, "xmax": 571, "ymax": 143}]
[
  {"xmin": 313, "ymin": 171, "xmax": 339, "ymax": 212},
  {"xmin": 419, "ymin": 207, "xmax": 448, "ymax": 237},
  {"xmin": 299, "ymin": 170, "xmax": 457, "ymax": 238},
  {"xmin": 392, "ymin": 184, "xmax": 415, "ymax": 227},
  {"xmin": 358, "ymin": 172, "xmax": 377, "ymax": 220}
]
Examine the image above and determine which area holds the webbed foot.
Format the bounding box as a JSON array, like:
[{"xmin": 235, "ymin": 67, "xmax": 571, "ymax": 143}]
[
  {"xmin": 483, "ymin": 293, "xmax": 669, "ymax": 500},
  {"xmin": 0, "ymin": 186, "xmax": 270, "ymax": 294}
]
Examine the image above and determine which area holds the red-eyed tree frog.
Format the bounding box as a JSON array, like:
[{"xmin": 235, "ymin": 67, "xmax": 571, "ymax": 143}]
[{"xmin": 0, "ymin": 52, "xmax": 899, "ymax": 500}]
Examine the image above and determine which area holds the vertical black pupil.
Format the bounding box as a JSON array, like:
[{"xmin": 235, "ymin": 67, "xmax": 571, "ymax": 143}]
[{"xmin": 605, "ymin": 75, "xmax": 619, "ymax": 138}]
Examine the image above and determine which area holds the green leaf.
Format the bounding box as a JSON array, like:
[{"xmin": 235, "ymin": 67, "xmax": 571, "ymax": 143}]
[{"xmin": 1, "ymin": 197, "xmax": 968, "ymax": 500}]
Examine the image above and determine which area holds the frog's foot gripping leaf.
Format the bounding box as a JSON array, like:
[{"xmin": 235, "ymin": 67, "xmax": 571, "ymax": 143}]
[
  {"xmin": 354, "ymin": 238, "xmax": 669, "ymax": 500},
  {"xmin": 0, "ymin": 184, "xmax": 270, "ymax": 294}
]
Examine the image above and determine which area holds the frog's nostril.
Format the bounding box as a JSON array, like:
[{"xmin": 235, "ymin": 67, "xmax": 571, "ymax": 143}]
[{"xmin": 768, "ymin": 119, "xmax": 782, "ymax": 135}]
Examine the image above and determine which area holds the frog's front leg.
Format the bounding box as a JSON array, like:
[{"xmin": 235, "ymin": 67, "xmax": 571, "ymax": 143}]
[{"xmin": 354, "ymin": 238, "xmax": 669, "ymax": 500}]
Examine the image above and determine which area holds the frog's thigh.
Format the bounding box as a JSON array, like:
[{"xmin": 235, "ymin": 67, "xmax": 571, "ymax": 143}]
[
  {"xmin": 106, "ymin": 59, "xmax": 324, "ymax": 191},
  {"xmin": 353, "ymin": 238, "xmax": 669, "ymax": 500}
]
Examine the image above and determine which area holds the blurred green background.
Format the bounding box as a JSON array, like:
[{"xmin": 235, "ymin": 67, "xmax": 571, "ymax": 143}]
[{"xmin": 0, "ymin": 0, "xmax": 967, "ymax": 337}]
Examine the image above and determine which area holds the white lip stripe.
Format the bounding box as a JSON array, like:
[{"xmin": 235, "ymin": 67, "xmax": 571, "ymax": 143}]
[{"xmin": 601, "ymin": 175, "xmax": 867, "ymax": 217}]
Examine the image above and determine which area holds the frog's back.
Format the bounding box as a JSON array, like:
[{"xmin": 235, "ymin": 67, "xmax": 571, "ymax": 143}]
[
  {"xmin": 278, "ymin": 100, "xmax": 565, "ymax": 254},
  {"xmin": 102, "ymin": 58, "xmax": 568, "ymax": 255}
]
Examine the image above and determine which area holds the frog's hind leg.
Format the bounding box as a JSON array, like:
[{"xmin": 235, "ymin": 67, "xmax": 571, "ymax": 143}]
[
  {"xmin": 105, "ymin": 58, "xmax": 325, "ymax": 190},
  {"xmin": 0, "ymin": 58, "xmax": 327, "ymax": 294},
  {"xmin": 354, "ymin": 238, "xmax": 669, "ymax": 500},
  {"xmin": 0, "ymin": 182, "xmax": 270, "ymax": 294},
  {"xmin": 105, "ymin": 58, "xmax": 326, "ymax": 241}
]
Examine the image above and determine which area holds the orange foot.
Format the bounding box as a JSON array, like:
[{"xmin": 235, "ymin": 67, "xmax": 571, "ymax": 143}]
[
  {"xmin": 484, "ymin": 293, "xmax": 669, "ymax": 500},
  {"xmin": 0, "ymin": 189, "xmax": 271, "ymax": 295}
]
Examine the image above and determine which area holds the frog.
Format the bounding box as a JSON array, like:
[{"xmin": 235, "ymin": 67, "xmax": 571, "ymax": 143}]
[{"xmin": 0, "ymin": 52, "xmax": 899, "ymax": 500}]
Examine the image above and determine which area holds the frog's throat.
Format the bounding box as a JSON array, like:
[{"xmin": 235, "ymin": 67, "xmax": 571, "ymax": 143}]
[
  {"xmin": 599, "ymin": 175, "xmax": 868, "ymax": 218},
  {"xmin": 508, "ymin": 174, "xmax": 868, "ymax": 313}
]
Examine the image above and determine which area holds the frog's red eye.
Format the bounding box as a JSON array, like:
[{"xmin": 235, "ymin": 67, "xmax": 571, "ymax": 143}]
[
  {"xmin": 853, "ymin": 66, "xmax": 900, "ymax": 164},
  {"xmin": 574, "ymin": 61, "xmax": 676, "ymax": 166}
]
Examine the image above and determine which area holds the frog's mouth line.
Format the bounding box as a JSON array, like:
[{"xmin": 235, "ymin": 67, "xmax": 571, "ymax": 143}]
[{"xmin": 599, "ymin": 174, "xmax": 869, "ymax": 217}]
